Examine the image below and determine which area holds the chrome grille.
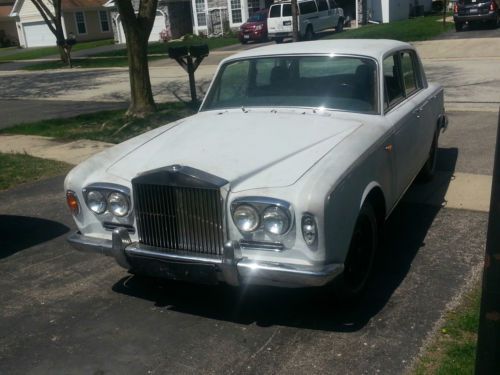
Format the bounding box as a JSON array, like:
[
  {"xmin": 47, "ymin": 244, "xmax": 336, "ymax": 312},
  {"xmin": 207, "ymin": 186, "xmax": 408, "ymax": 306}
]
[{"xmin": 133, "ymin": 183, "xmax": 224, "ymax": 256}]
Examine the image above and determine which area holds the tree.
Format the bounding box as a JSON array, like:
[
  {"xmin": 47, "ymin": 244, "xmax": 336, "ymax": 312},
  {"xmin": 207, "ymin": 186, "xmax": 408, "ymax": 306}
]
[
  {"xmin": 31, "ymin": 0, "xmax": 68, "ymax": 63},
  {"xmin": 115, "ymin": 0, "xmax": 158, "ymax": 117},
  {"xmin": 291, "ymin": 0, "xmax": 299, "ymax": 42}
]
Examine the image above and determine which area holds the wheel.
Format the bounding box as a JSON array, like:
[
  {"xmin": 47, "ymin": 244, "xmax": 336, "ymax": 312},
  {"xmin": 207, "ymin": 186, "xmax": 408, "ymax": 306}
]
[
  {"xmin": 275, "ymin": 37, "xmax": 283, "ymax": 44},
  {"xmin": 417, "ymin": 130, "xmax": 439, "ymax": 182},
  {"xmin": 455, "ymin": 22, "xmax": 463, "ymax": 32},
  {"xmin": 304, "ymin": 26, "xmax": 314, "ymax": 41},
  {"xmin": 241, "ymin": 40, "xmax": 248, "ymax": 44},
  {"xmin": 335, "ymin": 18, "xmax": 344, "ymax": 33},
  {"xmin": 336, "ymin": 201, "xmax": 378, "ymax": 300}
]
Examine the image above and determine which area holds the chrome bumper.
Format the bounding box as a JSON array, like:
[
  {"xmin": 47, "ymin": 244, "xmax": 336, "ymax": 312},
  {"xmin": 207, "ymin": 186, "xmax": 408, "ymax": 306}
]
[{"xmin": 67, "ymin": 229, "xmax": 344, "ymax": 288}]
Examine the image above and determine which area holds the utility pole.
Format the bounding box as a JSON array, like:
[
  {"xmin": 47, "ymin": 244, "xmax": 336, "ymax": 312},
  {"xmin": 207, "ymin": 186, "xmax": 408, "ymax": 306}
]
[
  {"xmin": 475, "ymin": 108, "xmax": 500, "ymax": 374},
  {"xmin": 291, "ymin": 0, "xmax": 299, "ymax": 42}
]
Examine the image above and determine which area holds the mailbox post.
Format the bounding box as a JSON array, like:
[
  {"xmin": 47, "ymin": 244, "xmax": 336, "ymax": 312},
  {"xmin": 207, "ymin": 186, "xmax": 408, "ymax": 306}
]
[{"xmin": 168, "ymin": 44, "xmax": 209, "ymax": 104}]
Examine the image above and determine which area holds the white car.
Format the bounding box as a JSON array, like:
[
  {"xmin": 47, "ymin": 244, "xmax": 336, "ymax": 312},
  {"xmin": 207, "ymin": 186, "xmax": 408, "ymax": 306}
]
[
  {"xmin": 65, "ymin": 40, "xmax": 447, "ymax": 297},
  {"xmin": 267, "ymin": 0, "xmax": 344, "ymax": 43}
]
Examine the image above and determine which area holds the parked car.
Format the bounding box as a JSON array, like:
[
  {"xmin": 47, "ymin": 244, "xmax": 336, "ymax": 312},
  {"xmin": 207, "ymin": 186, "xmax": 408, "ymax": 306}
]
[
  {"xmin": 453, "ymin": 0, "xmax": 500, "ymax": 31},
  {"xmin": 239, "ymin": 9, "xmax": 269, "ymax": 43},
  {"xmin": 267, "ymin": 0, "xmax": 344, "ymax": 43},
  {"xmin": 65, "ymin": 40, "xmax": 447, "ymax": 297}
]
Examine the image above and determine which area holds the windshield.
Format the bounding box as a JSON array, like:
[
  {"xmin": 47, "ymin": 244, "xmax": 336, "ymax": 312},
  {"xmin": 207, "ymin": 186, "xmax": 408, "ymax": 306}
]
[
  {"xmin": 202, "ymin": 55, "xmax": 378, "ymax": 114},
  {"xmin": 248, "ymin": 13, "xmax": 266, "ymax": 21}
]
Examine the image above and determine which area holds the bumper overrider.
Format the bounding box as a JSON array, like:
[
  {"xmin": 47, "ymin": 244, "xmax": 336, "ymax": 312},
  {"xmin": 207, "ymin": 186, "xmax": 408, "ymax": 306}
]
[{"xmin": 68, "ymin": 228, "xmax": 343, "ymax": 288}]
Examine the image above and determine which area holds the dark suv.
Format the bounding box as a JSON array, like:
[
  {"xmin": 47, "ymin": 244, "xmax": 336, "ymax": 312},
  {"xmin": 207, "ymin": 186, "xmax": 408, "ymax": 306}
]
[{"xmin": 453, "ymin": 0, "xmax": 500, "ymax": 31}]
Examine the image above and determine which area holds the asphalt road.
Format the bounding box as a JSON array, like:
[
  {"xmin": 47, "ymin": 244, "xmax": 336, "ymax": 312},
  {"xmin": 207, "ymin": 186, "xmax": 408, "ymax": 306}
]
[
  {"xmin": 434, "ymin": 21, "xmax": 500, "ymax": 39},
  {"xmin": 0, "ymin": 109, "xmax": 494, "ymax": 374}
]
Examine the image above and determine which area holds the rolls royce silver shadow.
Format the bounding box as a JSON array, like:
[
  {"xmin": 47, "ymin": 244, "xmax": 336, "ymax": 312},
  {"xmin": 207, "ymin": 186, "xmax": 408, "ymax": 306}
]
[{"xmin": 65, "ymin": 40, "xmax": 447, "ymax": 297}]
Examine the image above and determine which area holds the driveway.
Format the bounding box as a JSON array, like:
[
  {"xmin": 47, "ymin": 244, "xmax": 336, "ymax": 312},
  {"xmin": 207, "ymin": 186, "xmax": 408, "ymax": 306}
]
[{"xmin": 0, "ymin": 108, "xmax": 493, "ymax": 374}]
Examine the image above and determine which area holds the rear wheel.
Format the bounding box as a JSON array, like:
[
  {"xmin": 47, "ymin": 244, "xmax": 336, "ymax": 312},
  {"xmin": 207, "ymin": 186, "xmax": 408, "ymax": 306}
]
[
  {"xmin": 304, "ymin": 26, "xmax": 314, "ymax": 41},
  {"xmin": 455, "ymin": 22, "xmax": 464, "ymax": 31},
  {"xmin": 417, "ymin": 130, "xmax": 439, "ymax": 182},
  {"xmin": 336, "ymin": 202, "xmax": 378, "ymax": 300},
  {"xmin": 275, "ymin": 37, "xmax": 283, "ymax": 44}
]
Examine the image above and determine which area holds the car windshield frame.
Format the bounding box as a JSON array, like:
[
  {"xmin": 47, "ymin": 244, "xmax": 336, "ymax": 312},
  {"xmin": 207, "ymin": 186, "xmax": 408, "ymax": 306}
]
[{"xmin": 200, "ymin": 53, "xmax": 381, "ymax": 115}]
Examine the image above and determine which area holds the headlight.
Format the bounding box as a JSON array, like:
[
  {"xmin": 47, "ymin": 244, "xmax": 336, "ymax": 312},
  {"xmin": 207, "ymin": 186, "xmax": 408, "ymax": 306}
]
[
  {"xmin": 86, "ymin": 190, "xmax": 107, "ymax": 214},
  {"xmin": 263, "ymin": 206, "xmax": 290, "ymax": 235},
  {"xmin": 233, "ymin": 204, "xmax": 260, "ymax": 232},
  {"xmin": 255, "ymin": 24, "xmax": 263, "ymax": 31},
  {"xmin": 108, "ymin": 192, "xmax": 129, "ymax": 217},
  {"xmin": 301, "ymin": 214, "xmax": 317, "ymax": 246}
]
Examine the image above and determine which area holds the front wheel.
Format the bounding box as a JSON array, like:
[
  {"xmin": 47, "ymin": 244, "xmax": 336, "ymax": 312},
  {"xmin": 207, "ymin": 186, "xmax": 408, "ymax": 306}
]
[
  {"xmin": 336, "ymin": 202, "xmax": 378, "ymax": 300},
  {"xmin": 275, "ymin": 37, "xmax": 283, "ymax": 44},
  {"xmin": 304, "ymin": 26, "xmax": 314, "ymax": 41},
  {"xmin": 335, "ymin": 18, "xmax": 344, "ymax": 33}
]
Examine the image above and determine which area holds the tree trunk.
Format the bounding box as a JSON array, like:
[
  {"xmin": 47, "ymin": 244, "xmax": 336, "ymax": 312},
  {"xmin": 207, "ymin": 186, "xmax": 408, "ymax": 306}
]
[
  {"xmin": 125, "ymin": 29, "xmax": 156, "ymax": 117},
  {"xmin": 291, "ymin": 0, "xmax": 299, "ymax": 42}
]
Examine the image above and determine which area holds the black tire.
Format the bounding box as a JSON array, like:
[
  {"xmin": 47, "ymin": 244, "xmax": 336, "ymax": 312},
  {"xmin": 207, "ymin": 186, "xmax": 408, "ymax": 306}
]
[
  {"xmin": 455, "ymin": 22, "xmax": 463, "ymax": 32},
  {"xmin": 241, "ymin": 40, "xmax": 248, "ymax": 45},
  {"xmin": 275, "ymin": 37, "xmax": 283, "ymax": 44},
  {"xmin": 304, "ymin": 26, "xmax": 314, "ymax": 41},
  {"xmin": 336, "ymin": 201, "xmax": 378, "ymax": 300},
  {"xmin": 417, "ymin": 130, "xmax": 439, "ymax": 182},
  {"xmin": 335, "ymin": 18, "xmax": 344, "ymax": 33}
]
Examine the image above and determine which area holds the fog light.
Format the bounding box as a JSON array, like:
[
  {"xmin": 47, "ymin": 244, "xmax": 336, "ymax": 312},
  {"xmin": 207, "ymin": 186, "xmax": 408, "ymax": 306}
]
[{"xmin": 301, "ymin": 214, "xmax": 317, "ymax": 246}]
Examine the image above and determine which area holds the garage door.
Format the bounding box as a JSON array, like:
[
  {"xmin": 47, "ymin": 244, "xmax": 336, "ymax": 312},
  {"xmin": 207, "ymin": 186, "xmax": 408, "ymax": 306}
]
[
  {"xmin": 23, "ymin": 21, "xmax": 56, "ymax": 47},
  {"xmin": 117, "ymin": 13, "xmax": 165, "ymax": 43}
]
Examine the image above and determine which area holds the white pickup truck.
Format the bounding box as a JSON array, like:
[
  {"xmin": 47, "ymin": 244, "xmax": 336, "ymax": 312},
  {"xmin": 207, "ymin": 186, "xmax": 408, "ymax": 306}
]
[{"xmin": 267, "ymin": 0, "xmax": 344, "ymax": 43}]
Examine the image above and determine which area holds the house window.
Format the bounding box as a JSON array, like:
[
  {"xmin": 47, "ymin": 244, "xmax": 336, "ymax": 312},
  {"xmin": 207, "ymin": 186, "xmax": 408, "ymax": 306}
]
[
  {"xmin": 75, "ymin": 12, "xmax": 87, "ymax": 34},
  {"xmin": 99, "ymin": 11, "xmax": 110, "ymax": 32},
  {"xmin": 231, "ymin": 0, "xmax": 242, "ymax": 23},
  {"xmin": 248, "ymin": 0, "xmax": 260, "ymax": 16},
  {"xmin": 195, "ymin": 0, "xmax": 207, "ymax": 26}
]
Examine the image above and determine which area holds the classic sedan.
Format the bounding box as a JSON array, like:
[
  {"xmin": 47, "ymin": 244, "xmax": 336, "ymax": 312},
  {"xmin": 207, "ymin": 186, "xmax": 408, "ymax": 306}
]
[{"xmin": 65, "ymin": 40, "xmax": 447, "ymax": 298}]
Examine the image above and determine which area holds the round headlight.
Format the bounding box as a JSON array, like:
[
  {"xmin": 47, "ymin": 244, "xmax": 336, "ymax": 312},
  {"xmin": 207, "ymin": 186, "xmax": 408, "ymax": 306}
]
[
  {"xmin": 86, "ymin": 190, "xmax": 106, "ymax": 214},
  {"xmin": 233, "ymin": 204, "xmax": 260, "ymax": 232},
  {"xmin": 263, "ymin": 206, "xmax": 290, "ymax": 235},
  {"xmin": 108, "ymin": 192, "xmax": 129, "ymax": 217}
]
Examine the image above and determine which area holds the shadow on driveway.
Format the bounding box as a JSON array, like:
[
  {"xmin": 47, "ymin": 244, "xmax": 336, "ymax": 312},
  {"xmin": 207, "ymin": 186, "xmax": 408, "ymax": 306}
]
[
  {"xmin": 0, "ymin": 215, "xmax": 69, "ymax": 259},
  {"xmin": 111, "ymin": 147, "xmax": 458, "ymax": 332}
]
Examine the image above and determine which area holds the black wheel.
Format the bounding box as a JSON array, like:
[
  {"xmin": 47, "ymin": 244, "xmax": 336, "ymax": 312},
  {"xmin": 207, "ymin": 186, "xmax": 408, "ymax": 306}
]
[
  {"xmin": 335, "ymin": 18, "xmax": 344, "ymax": 33},
  {"xmin": 304, "ymin": 26, "xmax": 314, "ymax": 41},
  {"xmin": 336, "ymin": 202, "xmax": 378, "ymax": 300},
  {"xmin": 455, "ymin": 22, "xmax": 463, "ymax": 31},
  {"xmin": 241, "ymin": 40, "xmax": 248, "ymax": 44},
  {"xmin": 275, "ymin": 37, "xmax": 283, "ymax": 44},
  {"xmin": 417, "ymin": 130, "xmax": 439, "ymax": 182}
]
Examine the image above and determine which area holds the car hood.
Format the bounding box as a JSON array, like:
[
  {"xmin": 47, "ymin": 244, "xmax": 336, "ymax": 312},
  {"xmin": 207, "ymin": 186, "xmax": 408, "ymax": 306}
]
[{"xmin": 106, "ymin": 110, "xmax": 362, "ymax": 192}]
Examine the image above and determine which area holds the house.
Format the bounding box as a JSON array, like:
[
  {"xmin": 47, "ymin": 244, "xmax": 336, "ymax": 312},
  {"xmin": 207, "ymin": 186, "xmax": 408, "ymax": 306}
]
[
  {"xmin": 0, "ymin": 1, "xmax": 18, "ymax": 46},
  {"xmin": 10, "ymin": 0, "xmax": 113, "ymax": 48},
  {"xmin": 191, "ymin": 0, "xmax": 433, "ymax": 35},
  {"xmin": 104, "ymin": 0, "xmax": 192, "ymax": 44}
]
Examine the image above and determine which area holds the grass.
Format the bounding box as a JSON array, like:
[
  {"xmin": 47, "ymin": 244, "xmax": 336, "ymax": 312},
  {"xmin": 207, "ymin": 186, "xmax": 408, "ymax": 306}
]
[
  {"xmin": 0, "ymin": 39, "xmax": 114, "ymax": 62},
  {"xmin": 0, "ymin": 102, "xmax": 197, "ymax": 144},
  {"xmin": 0, "ymin": 153, "xmax": 71, "ymax": 191},
  {"xmin": 413, "ymin": 287, "xmax": 480, "ymax": 374},
  {"xmin": 21, "ymin": 36, "xmax": 239, "ymax": 70},
  {"xmin": 326, "ymin": 15, "xmax": 454, "ymax": 42}
]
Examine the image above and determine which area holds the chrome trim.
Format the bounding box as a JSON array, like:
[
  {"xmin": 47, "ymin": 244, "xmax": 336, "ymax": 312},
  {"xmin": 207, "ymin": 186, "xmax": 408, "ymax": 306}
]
[
  {"xmin": 239, "ymin": 240, "xmax": 284, "ymax": 251},
  {"xmin": 82, "ymin": 183, "xmax": 132, "ymax": 218},
  {"xmin": 67, "ymin": 232, "xmax": 343, "ymax": 288},
  {"xmin": 83, "ymin": 183, "xmax": 130, "ymax": 196},
  {"xmin": 102, "ymin": 222, "xmax": 135, "ymax": 234}
]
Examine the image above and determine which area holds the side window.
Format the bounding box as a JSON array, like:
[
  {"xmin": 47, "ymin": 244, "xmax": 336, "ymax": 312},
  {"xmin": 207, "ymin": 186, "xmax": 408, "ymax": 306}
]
[
  {"xmin": 317, "ymin": 0, "xmax": 328, "ymax": 11},
  {"xmin": 383, "ymin": 54, "xmax": 404, "ymax": 110},
  {"xmin": 269, "ymin": 4, "xmax": 281, "ymax": 17},
  {"xmin": 299, "ymin": 1, "xmax": 318, "ymax": 14},
  {"xmin": 400, "ymin": 52, "xmax": 418, "ymax": 95}
]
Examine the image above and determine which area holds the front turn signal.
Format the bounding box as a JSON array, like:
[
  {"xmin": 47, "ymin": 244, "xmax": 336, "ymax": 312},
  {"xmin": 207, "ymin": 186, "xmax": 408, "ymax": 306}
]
[{"xmin": 66, "ymin": 190, "xmax": 80, "ymax": 215}]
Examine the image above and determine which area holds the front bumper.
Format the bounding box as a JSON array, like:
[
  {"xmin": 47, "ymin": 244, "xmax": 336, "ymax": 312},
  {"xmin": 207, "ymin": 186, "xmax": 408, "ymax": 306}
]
[
  {"xmin": 268, "ymin": 32, "xmax": 293, "ymax": 39},
  {"xmin": 68, "ymin": 229, "xmax": 343, "ymax": 288}
]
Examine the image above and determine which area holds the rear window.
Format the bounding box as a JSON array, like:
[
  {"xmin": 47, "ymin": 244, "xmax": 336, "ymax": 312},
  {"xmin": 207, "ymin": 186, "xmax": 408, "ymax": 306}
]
[
  {"xmin": 318, "ymin": 0, "xmax": 328, "ymax": 11},
  {"xmin": 269, "ymin": 4, "xmax": 281, "ymax": 17},
  {"xmin": 283, "ymin": 3, "xmax": 292, "ymax": 16},
  {"xmin": 299, "ymin": 1, "xmax": 318, "ymax": 14}
]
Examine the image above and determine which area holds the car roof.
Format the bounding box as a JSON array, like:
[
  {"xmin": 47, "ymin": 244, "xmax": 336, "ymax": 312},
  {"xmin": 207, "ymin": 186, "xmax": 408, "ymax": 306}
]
[{"xmin": 222, "ymin": 39, "xmax": 414, "ymax": 62}]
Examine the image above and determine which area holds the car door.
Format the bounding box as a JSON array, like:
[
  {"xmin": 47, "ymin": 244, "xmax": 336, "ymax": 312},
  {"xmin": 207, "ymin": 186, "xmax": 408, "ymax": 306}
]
[
  {"xmin": 328, "ymin": 0, "xmax": 340, "ymax": 27},
  {"xmin": 316, "ymin": 0, "xmax": 331, "ymax": 30},
  {"xmin": 383, "ymin": 53, "xmax": 422, "ymax": 197}
]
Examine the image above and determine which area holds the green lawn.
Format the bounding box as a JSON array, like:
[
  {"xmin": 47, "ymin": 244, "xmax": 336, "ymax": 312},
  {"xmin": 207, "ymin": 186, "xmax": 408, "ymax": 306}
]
[
  {"xmin": 0, "ymin": 102, "xmax": 196, "ymax": 144},
  {"xmin": 414, "ymin": 287, "xmax": 480, "ymax": 374},
  {"xmin": 326, "ymin": 15, "xmax": 453, "ymax": 42},
  {"xmin": 0, "ymin": 39, "xmax": 114, "ymax": 62},
  {"xmin": 0, "ymin": 153, "xmax": 71, "ymax": 190}
]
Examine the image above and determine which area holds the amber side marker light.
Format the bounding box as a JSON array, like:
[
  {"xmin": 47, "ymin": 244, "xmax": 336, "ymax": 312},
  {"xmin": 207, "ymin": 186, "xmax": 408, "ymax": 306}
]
[{"xmin": 66, "ymin": 191, "xmax": 80, "ymax": 215}]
